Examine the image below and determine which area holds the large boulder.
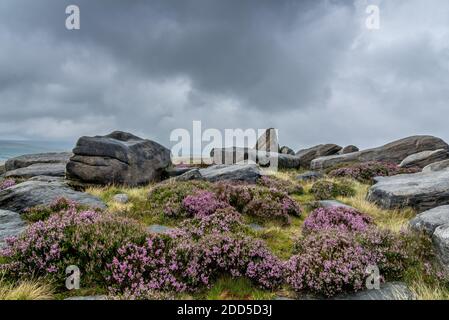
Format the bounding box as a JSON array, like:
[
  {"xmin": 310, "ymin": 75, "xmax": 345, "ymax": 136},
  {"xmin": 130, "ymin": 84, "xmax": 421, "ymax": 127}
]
[
  {"xmin": 410, "ymin": 205, "xmax": 449, "ymax": 236},
  {"xmin": 433, "ymin": 225, "xmax": 449, "ymax": 272},
  {"xmin": 66, "ymin": 131, "xmax": 172, "ymax": 186},
  {"xmin": 199, "ymin": 164, "xmax": 261, "ymax": 183},
  {"xmin": 399, "ymin": 149, "xmax": 449, "ymax": 169},
  {"xmin": 311, "ymin": 136, "xmax": 449, "ymax": 171},
  {"xmin": 255, "ymin": 128, "xmax": 278, "ymax": 152},
  {"xmin": 422, "ymin": 159, "xmax": 449, "ymax": 173},
  {"xmin": 0, "ymin": 176, "xmax": 106, "ymax": 213},
  {"xmin": 367, "ymin": 169, "xmax": 449, "ymax": 213},
  {"xmin": 296, "ymin": 144, "xmax": 342, "ymax": 169},
  {"xmin": 0, "ymin": 209, "xmax": 25, "ymax": 247},
  {"xmin": 4, "ymin": 152, "xmax": 71, "ymax": 178}
]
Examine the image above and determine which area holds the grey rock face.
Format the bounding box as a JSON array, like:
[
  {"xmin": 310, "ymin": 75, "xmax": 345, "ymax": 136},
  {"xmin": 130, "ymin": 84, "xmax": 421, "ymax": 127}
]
[
  {"xmin": 311, "ymin": 135, "xmax": 449, "ymax": 170},
  {"xmin": 399, "ymin": 149, "xmax": 449, "ymax": 169},
  {"xmin": 255, "ymin": 128, "xmax": 278, "ymax": 152},
  {"xmin": 174, "ymin": 168, "xmax": 203, "ymax": 181},
  {"xmin": 66, "ymin": 131, "xmax": 172, "ymax": 186},
  {"xmin": 422, "ymin": 159, "xmax": 449, "ymax": 173},
  {"xmin": 367, "ymin": 170, "xmax": 449, "ymax": 213},
  {"xmin": 332, "ymin": 282, "xmax": 414, "ymax": 300},
  {"xmin": 296, "ymin": 171, "xmax": 323, "ymax": 182},
  {"xmin": 339, "ymin": 145, "xmax": 359, "ymax": 154},
  {"xmin": 433, "ymin": 225, "xmax": 449, "ymax": 272},
  {"xmin": 296, "ymin": 144, "xmax": 342, "ymax": 169},
  {"xmin": 280, "ymin": 146, "xmax": 295, "ymax": 155},
  {"xmin": 166, "ymin": 167, "xmax": 193, "ymax": 177},
  {"xmin": 0, "ymin": 162, "xmax": 5, "ymax": 176},
  {"xmin": 410, "ymin": 205, "xmax": 449, "ymax": 236},
  {"xmin": 0, "ymin": 177, "xmax": 106, "ymax": 213},
  {"xmin": 0, "ymin": 209, "xmax": 26, "ymax": 247},
  {"xmin": 199, "ymin": 164, "xmax": 261, "ymax": 183},
  {"xmin": 112, "ymin": 193, "xmax": 129, "ymax": 204},
  {"xmin": 4, "ymin": 163, "xmax": 66, "ymax": 179},
  {"xmin": 316, "ymin": 200, "xmax": 356, "ymax": 210},
  {"xmin": 5, "ymin": 152, "xmax": 72, "ymax": 171}
]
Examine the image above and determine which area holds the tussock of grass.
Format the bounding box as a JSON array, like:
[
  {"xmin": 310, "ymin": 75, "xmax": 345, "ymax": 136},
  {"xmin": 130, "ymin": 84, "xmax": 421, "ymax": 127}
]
[{"xmin": 0, "ymin": 277, "xmax": 54, "ymax": 300}]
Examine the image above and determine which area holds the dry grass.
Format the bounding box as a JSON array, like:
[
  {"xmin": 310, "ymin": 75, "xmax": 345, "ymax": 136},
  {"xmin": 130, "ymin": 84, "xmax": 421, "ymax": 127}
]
[{"xmin": 0, "ymin": 277, "xmax": 54, "ymax": 300}]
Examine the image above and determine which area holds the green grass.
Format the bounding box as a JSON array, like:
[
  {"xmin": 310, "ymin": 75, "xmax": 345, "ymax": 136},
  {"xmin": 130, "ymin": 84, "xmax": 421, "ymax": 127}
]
[{"xmin": 0, "ymin": 276, "xmax": 54, "ymax": 300}]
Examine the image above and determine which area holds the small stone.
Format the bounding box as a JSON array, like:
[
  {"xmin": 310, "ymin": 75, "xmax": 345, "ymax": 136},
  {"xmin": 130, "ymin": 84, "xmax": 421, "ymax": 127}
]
[
  {"xmin": 296, "ymin": 171, "xmax": 323, "ymax": 182},
  {"xmin": 147, "ymin": 224, "xmax": 174, "ymax": 234},
  {"xmin": 112, "ymin": 193, "xmax": 129, "ymax": 204},
  {"xmin": 247, "ymin": 223, "xmax": 264, "ymax": 232}
]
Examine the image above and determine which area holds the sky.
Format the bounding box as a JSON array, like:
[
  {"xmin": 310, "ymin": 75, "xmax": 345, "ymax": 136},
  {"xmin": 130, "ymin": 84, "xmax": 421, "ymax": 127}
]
[{"xmin": 0, "ymin": 0, "xmax": 448, "ymax": 153}]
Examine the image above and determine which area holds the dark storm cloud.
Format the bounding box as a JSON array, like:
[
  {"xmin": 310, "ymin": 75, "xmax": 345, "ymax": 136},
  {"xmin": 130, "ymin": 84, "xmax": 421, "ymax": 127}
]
[{"xmin": 0, "ymin": 0, "xmax": 448, "ymax": 151}]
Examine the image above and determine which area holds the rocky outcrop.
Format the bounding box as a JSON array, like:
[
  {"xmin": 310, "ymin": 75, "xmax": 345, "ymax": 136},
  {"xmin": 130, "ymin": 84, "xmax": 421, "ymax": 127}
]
[
  {"xmin": 339, "ymin": 145, "xmax": 359, "ymax": 154},
  {"xmin": 0, "ymin": 209, "xmax": 25, "ymax": 247},
  {"xmin": 4, "ymin": 152, "xmax": 71, "ymax": 178},
  {"xmin": 399, "ymin": 149, "xmax": 449, "ymax": 169},
  {"xmin": 311, "ymin": 136, "xmax": 449, "ymax": 170},
  {"xmin": 200, "ymin": 164, "xmax": 261, "ymax": 183},
  {"xmin": 174, "ymin": 168, "xmax": 203, "ymax": 181},
  {"xmin": 410, "ymin": 205, "xmax": 449, "ymax": 236},
  {"xmin": 66, "ymin": 131, "xmax": 172, "ymax": 186},
  {"xmin": 367, "ymin": 170, "xmax": 449, "ymax": 213},
  {"xmin": 296, "ymin": 144, "xmax": 342, "ymax": 169},
  {"xmin": 0, "ymin": 176, "xmax": 106, "ymax": 213},
  {"xmin": 280, "ymin": 146, "xmax": 295, "ymax": 155},
  {"xmin": 255, "ymin": 128, "xmax": 278, "ymax": 152},
  {"xmin": 422, "ymin": 159, "xmax": 449, "ymax": 173},
  {"xmin": 433, "ymin": 225, "xmax": 449, "ymax": 273}
]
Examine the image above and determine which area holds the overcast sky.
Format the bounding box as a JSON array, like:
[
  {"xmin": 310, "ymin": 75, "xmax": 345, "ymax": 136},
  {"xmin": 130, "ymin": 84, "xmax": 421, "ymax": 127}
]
[{"xmin": 0, "ymin": 0, "xmax": 448, "ymax": 152}]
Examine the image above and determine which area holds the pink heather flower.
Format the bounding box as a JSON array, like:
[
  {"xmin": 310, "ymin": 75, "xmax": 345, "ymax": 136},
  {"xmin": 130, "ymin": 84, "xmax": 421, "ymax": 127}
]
[{"xmin": 0, "ymin": 179, "xmax": 16, "ymax": 191}]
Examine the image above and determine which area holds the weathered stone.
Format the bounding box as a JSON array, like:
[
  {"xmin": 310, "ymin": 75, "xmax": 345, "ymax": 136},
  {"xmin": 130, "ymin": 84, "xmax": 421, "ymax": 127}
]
[
  {"xmin": 296, "ymin": 171, "xmax": 323, "ymax": 182},
  {"xmin": 199, "ymin": 164, "xmax": 261, "ymax": 183},
  {"xmin": 0, "ymin": 162, "xmax": 5, "ymax": 176},
  {"xmin": 400, "ymin": 149, "xmax": 449, "ymax": 169},
  {"xmin": 367, "ymin": 170, "xmax": 449, "ymax": 213},
  {"xmin": 332, "ymin": 282, "xmax": 414, "ymax": 300},
  {"xmin": 280, "ymin": 146, "xmax": 295, "ymax": 155},
  {"xmin": 339, "ymin": 145, "xmax": 359, "ymax": 154},
  {"xmin": 0, "ymin": 209, "xmax": 26, "ymax": 247},
  {"xmin": 4, "ymin": 163, "xmax": 66, "ymax": 179},
  {"xmin": 0, "ymin": 177, "xmax": 106, "ymax": 213},
  {"xmin": 5, "ymin": 152, "xmax": 72, "ymax": 171},
  {"xmin": 433, "ymin": 224, "xmax": 449, "ymax": 272},
  {"xmin": 255, "ymin": 128, "xmax": 278, "ymax": 152},
  {"xmin": 410, "ymin": 205, "xmax": 449, "ymax": 236},
  {"xmin": 112, "ymin": 193, "xmax": 129, "ymax": 204},
  {"xmin": 316, "ymin": 200, "xmax": 356, "ymax": 210},
  {"xmin": 296, "ymin": 144, "xmax": 342, "ymax": 169},
  {"xmin": 422, "ymin": 159, "xmax": 449, "ymax": 173},
  {"xmin": 66, "ymin": 131, "xmax": 171, "ymax": 186},
  {"xmin": 311, "ymin": 136, "xmax": 449, "ymax": 170},
  {"xmin": 166, "ymin": 167, "xmax": 193, "ymax": 178},
  {"xmin": 247, "ymin": 223, "xmax": 265, "ymax": 232},
  {"xmin": 147, "ymin": 224, "xmax": 174, "ymax": 234},
  {"xmin": 174, "ymin": 168, "xmax": 203, "ymax": 181}
]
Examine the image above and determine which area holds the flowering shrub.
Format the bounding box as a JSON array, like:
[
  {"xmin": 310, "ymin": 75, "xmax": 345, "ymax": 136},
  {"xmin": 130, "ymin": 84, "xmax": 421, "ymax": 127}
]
[
  {"xmin": 328, "ymin": 161, "xmax": 420, "ymax": 184},
  {"xmin": 303, "ymin": 207, "xmax": 373, "ymax": 233},
  {"xmin": 1, "ymin": 208, "xmax": 146, "ymax": 285},
  {"xmin": 182, "ymin": 191, "xmax": 230, "ymax": 218},
  {"xmin": 22, "ymin": 197, "xmax": 85, "ymax": 222},
  {"xmin": 286, "ymin": 230, "xmax": 376, "ymax": 297},
  {"xmin": 257, "ymin": 176, "xmax": 304, "ymax": 195},
  {"xmin": 0, "ymin": 179, "xmax": 15, "ymax": 191},
  {"xmin": 148, "ymin": 181, "xmax": 211, "ymax": 218},
  {"xmin": 213, "ymin": 182, "xmax": 301, "ymax": 224},
  {"xmin": 310, "ymin": 180, "xmax": 355, "ymax": 200}
]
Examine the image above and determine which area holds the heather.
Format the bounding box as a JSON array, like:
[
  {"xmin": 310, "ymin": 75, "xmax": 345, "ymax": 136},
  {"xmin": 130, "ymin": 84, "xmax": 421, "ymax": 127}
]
[
  {"xmin": 257, "ymin": 175, "xmax": 304, "ymax": 195},
  {"xmin": 303, "ymin": 207, "xmax": 374, "ymax": 233},
  {"xmin": 328, "ymin": 161, "xmax": 420, "ymax": 184},
  {"xmin": 22, "ymin": 197, "xmax": 87, "ymax": 222},
  {"xmin": 0, "ymin": 179, "xmax": 15, "ymax": 191},
  {"xmin": 310, "ymin": 180, "xmax": 356, "ymax": 200}
]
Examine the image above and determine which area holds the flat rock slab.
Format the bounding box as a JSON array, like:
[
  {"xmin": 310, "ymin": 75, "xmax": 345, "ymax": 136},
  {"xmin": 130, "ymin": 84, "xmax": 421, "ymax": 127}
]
[
  {"xmin": 0, "ymin": 176, "xmax": 106, "ymax": 213},
  {"xmin": 199, "ymin": 164, "xmax": 261, "ymax": 183},
  {"xmin": 410, "ymin": 205, "xmax": 449, "ymax": 236},
  {"xmin": 367, "ymin": 169, "xmax": 449, "ymax": 213},
  {"xmin": 4, "ymin": 163, "xmax": 66, "ymax": 179},
  {"xmin": 316, "ymin": 200, "xmax": 356, "ymax": 210},
  {"xmin": 5, "ymin": 152, "xmax": 71, "ymax": 171},
  {"xmin": 400, "ymin": 149, "xmax": 449, "ymax": 169},
  {"xmin": 296, "ymin": 171, "xmax": 323, "ymax": 182},
  {"xmin": 0, "ymin": 209, "xmax": 26, "ymax": 247},
  {"xmin": 332, "ymin": 282, "xmax": 414, "ymax": 300},
  {"xmin": 311, "ymin": 135, "xmax": 449, "ymax": 170},
  {"xmin": 422, "ymin": 159, "xmax": 449, "ymax": 173}
]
